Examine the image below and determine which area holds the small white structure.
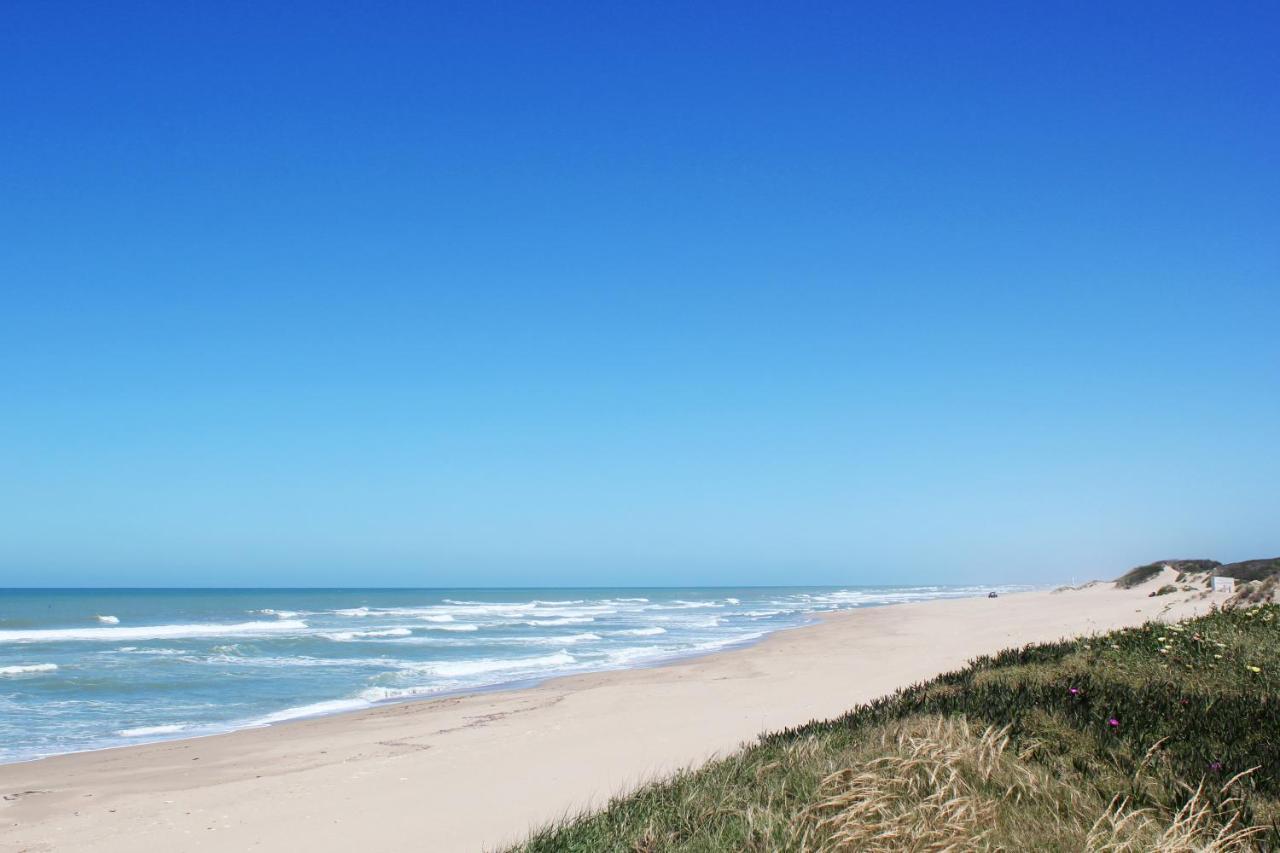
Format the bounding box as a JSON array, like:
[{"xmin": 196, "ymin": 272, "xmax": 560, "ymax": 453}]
[{"xmin": 1212, "ymin": 576, "xmax": 1235, "ymax": 594}]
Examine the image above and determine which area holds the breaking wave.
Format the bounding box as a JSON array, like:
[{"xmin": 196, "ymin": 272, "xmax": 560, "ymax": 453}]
[
  {"xmin": 0, "ymin": 663, "xmax": 58, "ymax": 676},
  {"xmin": 0, "ymin": 620, "xmax": 309, "ymax": 644}
]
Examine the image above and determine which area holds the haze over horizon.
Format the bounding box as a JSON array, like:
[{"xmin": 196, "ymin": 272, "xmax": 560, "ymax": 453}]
[{"xmin": 2, "ymin": 2, "xmax": 1277, "ymax": 588}]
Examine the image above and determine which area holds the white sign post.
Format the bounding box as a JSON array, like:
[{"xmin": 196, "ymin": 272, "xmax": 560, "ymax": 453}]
[{"xmin": 1212, "ymin": 576, "xmax": 1235, "ymax": 594}]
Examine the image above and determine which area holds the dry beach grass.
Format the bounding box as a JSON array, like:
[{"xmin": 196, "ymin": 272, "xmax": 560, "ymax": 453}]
[
  {"xmin": 1, "ymin": 568, "xmax": 1263, "ymax": 851},
  {"xmin": 516, "ymin": 602, "xmax": 1278, "ymax": 851}
]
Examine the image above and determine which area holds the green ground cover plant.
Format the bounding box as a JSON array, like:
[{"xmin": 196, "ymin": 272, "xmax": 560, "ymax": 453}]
[{"xmin": 513, "ymin": 605, "xmax": 1279, "ymax": 851}]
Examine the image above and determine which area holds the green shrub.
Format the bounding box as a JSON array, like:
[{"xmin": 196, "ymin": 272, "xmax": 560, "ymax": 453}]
[
  {"xmin": 1218, "ymin": 559, "xmax": 1280, "ymax": 583},
  {"xmin": 1116, "ymin": 559, "xmax": 1221, "ymax": 588},
  {"xmin": 1116, "ymin": 562, "xmax": 1167, "ymax": 588}
]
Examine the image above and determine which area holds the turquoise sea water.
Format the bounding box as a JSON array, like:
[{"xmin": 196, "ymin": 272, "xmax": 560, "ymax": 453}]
[{"xmin": 0, "ymin": 586, "xmax": 1027, "ymax": 763}]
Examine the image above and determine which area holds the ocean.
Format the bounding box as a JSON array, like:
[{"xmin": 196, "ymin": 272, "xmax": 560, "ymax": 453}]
[{"xmin": 0, "ymin": 585, "xmax": 1027, "ymax": 764}]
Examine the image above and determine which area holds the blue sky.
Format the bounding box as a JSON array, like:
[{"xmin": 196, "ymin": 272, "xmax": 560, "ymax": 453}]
[{"xmin": 1, "ymin": 2, "xmax": 1277, "ymax": 587}]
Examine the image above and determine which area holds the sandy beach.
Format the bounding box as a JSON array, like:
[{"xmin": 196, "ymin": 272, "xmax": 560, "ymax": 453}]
[{"xmin": 1, "ymin": 574, "xmax": 1219, "ymax": 852}]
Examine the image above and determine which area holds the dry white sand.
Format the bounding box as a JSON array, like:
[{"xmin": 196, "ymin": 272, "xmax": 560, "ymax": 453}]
[{"xmin": 0, "ymin": 571, "xmax": 1222, "ymax": 852}]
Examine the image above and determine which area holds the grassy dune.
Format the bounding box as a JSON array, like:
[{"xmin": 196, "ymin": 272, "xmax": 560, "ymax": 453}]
[
  {"xmin": 513, "ymin": 605, "xmax": 1279, "ymax": 851},
  {"xmin": 1114, "ymin": 559, "xmax": 1222, "ymax": 589}
]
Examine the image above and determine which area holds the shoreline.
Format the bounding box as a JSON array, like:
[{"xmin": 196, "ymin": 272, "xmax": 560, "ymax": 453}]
[
  {"xmin": 0, "ymin": 610, "xmax": 793, "ymax": 770},
  {"xmin": 0, "ymin": 586, "xmax": 1033, "ymax": 768},
  {"xmin": 0, "ymin": 576, "xmax": 1217, "ymax": 851}
]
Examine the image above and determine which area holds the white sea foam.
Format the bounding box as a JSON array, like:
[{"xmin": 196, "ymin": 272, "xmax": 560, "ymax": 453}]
[
  {"xmin": 0, "ymin": 663, "xmax": 58, "ymax": 675},
  {"xmin": 0, "ymin": 620, "xmax": 309, "ymax": 644},
  {"xmin": 434, "ymin": 601, "xmax": 616, "ymax": 619},
  {"xmin": 529, "ymin": 606, "xmax": 617, "ymax": 616},
  {"xmin": 250, "ymin": 698, "xmax": 373, "ymax": 726},
  {"xmin": 343, "ymin": 606, "xmax": 453, "ymax": 618},
  {"xmin": 602, "ymin": 631, "xmax": 766, "ymax": 669},
  {"xmin": 95, "ymin": 615, "xmax": 120, "ymax": 624},
  {"xmin": 0, "ymin": 586, "xmax": 1034, "ymax": 765},
  {"xmin": 797, "ymin": 587, "xmax": 1032, "ymax": 610},
  {"xmin": 359, "ymin": 682, "xmax": 464, "ymax": 702},
  {"xmin": 251, "ymin": 609, "xmax": 301, "ymax": 619},
  {"xmin": 603, "ymin": 645, "xmax": 675, "ymax": 666},
  {"xmin": 410, "ymin": 651, "xmax": 575, "ymax": 678},
  {"xmin": 321, "ymin": 627, "xmax": 414, "ymax": 641},
  {"xmin": 524, "ymin": 617, "xmax": 595, "ymax": 626},
  {"xmin": 332, "ymin": 602, "xmax": 623, "ymax": 621},
  {"xmin": 205, "ymin": 654, "xmax": 399, "ymax": 668},
  {"xmin": 441, "ymin": 598, "xmax": 529, "ymax": 606},
  {"xmin": 441, "ymin": 600, "xmax": 539, "ymax": 614},
  {"xmin": 517, "ymin": 632, "xmax": 601, "ymax": 645},
  {"xmin": 687, "ymin": 631, "xmax": 765, "ymax": 652},
  {"xmin": 116, "ymin": 723, "xmax": 188, "ymax": 737}
]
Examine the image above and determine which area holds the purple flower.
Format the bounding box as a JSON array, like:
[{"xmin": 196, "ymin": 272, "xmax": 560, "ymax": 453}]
[
  {"xmin": 1069, "ymin": 687, "xmax": 1080, "ymax": 696},
  {"xmin": 1107, "ymin": 718, "xmax": 1120, "ymax": 728},
  {"xmin": 1209, "ymin": 761, "xmax": 1223, "ymax": 773}
]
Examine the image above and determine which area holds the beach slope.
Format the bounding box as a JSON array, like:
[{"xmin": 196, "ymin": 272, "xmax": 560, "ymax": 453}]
[{"xmin": 0, "ymin": 576, "xmax": 1215, "ymax": 852}]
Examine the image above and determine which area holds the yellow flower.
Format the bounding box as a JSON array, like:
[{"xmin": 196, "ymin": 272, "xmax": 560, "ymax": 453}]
[{"xmin": 1246, "ymin": 665, "xmax": 1261, "ymax": 673}]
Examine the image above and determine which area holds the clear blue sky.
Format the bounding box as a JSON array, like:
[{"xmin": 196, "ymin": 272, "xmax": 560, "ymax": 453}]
[{"xmin": 2, "ymin": 2, "xmax": 1277, "ymax": 587}]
